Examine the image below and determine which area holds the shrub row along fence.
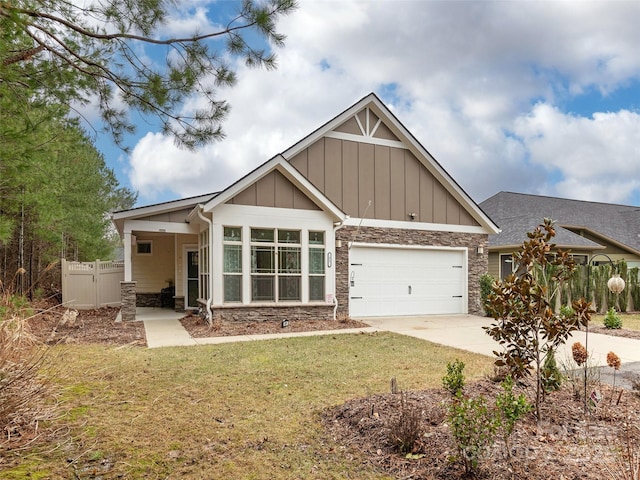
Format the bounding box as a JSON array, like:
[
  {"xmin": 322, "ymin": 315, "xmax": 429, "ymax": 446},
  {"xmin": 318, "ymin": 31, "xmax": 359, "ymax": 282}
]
[{"xmin": 546, "ymin": 261, "xmax": 639, "ymax": 313}]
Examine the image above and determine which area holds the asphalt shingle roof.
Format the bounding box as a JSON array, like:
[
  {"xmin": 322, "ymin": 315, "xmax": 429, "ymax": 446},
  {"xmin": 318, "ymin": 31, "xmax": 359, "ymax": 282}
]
[{"xmin": 479, "ymin": 192, "xmax": 640, "ymax": 253}]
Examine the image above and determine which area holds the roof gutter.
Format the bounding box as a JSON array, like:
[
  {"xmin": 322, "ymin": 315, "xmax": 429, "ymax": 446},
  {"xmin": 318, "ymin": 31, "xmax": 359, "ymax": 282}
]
[{"xmin": 196, "ymin": 205, "xmax": 213, "ymax": 325}]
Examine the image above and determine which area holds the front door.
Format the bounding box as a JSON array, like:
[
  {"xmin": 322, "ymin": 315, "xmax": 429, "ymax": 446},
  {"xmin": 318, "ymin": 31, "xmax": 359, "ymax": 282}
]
[{"xmin": 186, "ymin": 249, "xmax": 199, "ymax": 309}]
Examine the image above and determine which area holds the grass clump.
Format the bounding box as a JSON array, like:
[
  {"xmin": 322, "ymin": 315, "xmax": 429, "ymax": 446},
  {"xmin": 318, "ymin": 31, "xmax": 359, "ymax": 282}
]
[
  {"xmin": 0, "ymin": 292, "xmax": 54, "ymax": 449},
  {"xmin": 388, "ymin": 392, "xmax": 423, "ymax": 454}
]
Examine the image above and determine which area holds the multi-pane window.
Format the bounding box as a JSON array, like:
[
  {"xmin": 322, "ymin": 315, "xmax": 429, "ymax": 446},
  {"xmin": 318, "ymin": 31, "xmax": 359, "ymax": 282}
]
[
  {"xmin": 309, "ymin": 231, "xmax": 325, "ymax": 301},
  {"xmin": 250, "ymin": 228, "xmax": 301, "ymax": 302},
  {"xmin": 199, "ymin": 230, "xmax": 210, "ymax": 300},
  {"xmin": 278, "ymin": 230, "xmax": 301, "ymax": 301},
  {"xmin": 223, "ymin": 227, "xmax": 242, "ymax": 302}
]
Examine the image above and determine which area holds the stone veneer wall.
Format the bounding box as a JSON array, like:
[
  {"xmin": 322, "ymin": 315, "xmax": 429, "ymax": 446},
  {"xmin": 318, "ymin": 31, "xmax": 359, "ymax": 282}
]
[
  {"xmin": 136, "ymin": 292, "xmax": 162, "ymax": 308},
  {"xmin": 334, "ymin": 226, "xmax": 488, "ymax": 317},
  {"xmin": 208, "ymin": 304, "xmax": 334, "ymax": 323},
  {"xmin": 174, "ymin": 296, "xmax": 185, "ymax": 312},
  {"xmin": 120, "ymin": 281, "xmax": 137, "ymax": 322}
]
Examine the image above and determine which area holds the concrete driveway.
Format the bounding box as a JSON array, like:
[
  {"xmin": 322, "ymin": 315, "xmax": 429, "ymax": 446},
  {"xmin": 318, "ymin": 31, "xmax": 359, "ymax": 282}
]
[{"xmin": 361, "ymin": 314, "xmax": 640, "ymax": 370}]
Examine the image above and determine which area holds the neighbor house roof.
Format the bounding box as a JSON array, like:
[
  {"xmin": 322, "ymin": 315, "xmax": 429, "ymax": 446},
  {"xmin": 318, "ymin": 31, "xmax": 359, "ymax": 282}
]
[{"xmin": 480, "ymin": 191, "xmax": 640, "ymax": 254}]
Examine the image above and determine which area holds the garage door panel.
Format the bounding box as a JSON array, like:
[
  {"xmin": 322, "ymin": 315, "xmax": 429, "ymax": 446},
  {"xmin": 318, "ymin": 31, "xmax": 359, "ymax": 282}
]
[{"xmin": 349, "ymin": 247, "xmax": 466, "ymax": 317}]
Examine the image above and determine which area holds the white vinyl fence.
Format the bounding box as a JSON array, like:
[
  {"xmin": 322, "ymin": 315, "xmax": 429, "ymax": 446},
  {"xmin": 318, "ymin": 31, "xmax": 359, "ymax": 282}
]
[{"xmin": 61, "ymin": 259, "xmax": 124, "ymax": 309}]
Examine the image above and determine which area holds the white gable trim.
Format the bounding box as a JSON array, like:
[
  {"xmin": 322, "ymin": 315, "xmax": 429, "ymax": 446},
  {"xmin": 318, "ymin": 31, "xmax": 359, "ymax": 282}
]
[
  {"xmin": 324, "ymin": 130, "xmax": 407, "ymax": 149},
  {"xmin": 202, "ymin": 155, "xmax": 346, "ymax": 221},
  {"xmin": 123, "ymin": 219, "xmax": 198, "ymax": 235},
  {"xmin": 112, "ymin": 193, "xmax": 214, "ymax": 221}
]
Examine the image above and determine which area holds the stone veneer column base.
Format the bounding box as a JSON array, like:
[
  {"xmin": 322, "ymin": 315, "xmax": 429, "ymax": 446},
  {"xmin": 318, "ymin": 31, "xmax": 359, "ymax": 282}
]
[
  {"xmin": 174, "ymin": 296, "xmax": 185, "ymax": 312},
  {"xmin": 120, "ymin": 281, "xmax": 137, "ymax": 322}
]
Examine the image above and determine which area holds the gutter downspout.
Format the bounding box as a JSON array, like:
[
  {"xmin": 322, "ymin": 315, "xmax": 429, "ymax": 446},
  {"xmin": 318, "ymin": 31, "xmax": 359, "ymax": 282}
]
[{"xmin": 197, "ymin": 206, "xmax": 213, "ymax": 325}]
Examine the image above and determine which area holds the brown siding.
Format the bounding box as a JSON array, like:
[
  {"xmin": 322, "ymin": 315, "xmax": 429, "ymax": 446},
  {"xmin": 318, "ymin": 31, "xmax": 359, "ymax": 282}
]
[
  {"xmin": 374, "ymin": 145, "xmax": 390, "ymax": 219},
  {"xmin": 256, "ymin": 170, "xmax": 275, "ymax": 206},
  {"xmin": 419, "ymin": 166, "xmax": 434, "ymax": 223},
  {"xmin": 324, "ymin": 138, "xmax": 343, "ymax": 206},
  {"xmin": 289, "ymin": 137, "xmax": 480, "ymax": 227},
  {"xmin": 333, "ymin": 116, "xmax": 362, "ymax": 135},
  {"xmin": 373, "ymin": 121, "xmax": 399, "ymax": 141},
  {"xmin": 433, "ymin": 182, "xmax": 447, "ymax": 224},
  {"xmin": 358, "ymin": 143, "xmax": 375, "ymax": 217},
  {"xmin": 274, "ymin": 170, "xmax": 294, "ymax": 207},
  {"xmin": 290, "ymin": 149, "xmax": 308, "ymax": 176},
  {"xmin": 308, "ymin": 139, "xmax": 325, "ymax": 192},
  {"xmin": 405, "ymin": 152, "xmax": 420, "ymax": 221},
  {"xmin": 342, "ymin": 141, "xmax": 359, "ymax": 215},
  {"xmin": 390, "ymin": 148, "xmax": 405, "ymax": 221},
  {"xmin": 228, "ymin": 170, "xmax": 320, "ymax": 210}
]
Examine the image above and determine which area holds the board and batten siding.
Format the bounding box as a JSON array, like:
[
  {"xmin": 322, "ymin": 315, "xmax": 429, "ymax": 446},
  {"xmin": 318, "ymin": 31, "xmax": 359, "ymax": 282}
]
[
  {"xmin": 227, "ymin": 170, "xmax": 320, "ymax": 210},
  {"xmin": 288, "ymin": 137, "xmax": 479, "ymax": 226}
]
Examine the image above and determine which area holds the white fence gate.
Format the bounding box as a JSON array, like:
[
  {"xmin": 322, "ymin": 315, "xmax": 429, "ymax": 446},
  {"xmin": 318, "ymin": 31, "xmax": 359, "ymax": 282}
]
[{"xmin": 61, "ymin": 259, "xmax": 124, "ymax": 309}]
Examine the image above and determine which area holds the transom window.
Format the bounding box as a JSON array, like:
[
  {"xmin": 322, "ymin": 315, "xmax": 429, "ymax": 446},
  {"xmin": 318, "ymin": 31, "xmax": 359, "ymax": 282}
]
[{"xmin": 251, "ymin": 228, "xmax": 301, "ymax": 302}]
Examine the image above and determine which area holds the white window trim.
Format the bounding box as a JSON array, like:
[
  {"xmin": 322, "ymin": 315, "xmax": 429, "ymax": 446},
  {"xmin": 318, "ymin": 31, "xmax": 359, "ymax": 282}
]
[{"xmin": 210, "ymin": 204, "xmax": 336, "ymax": 306}]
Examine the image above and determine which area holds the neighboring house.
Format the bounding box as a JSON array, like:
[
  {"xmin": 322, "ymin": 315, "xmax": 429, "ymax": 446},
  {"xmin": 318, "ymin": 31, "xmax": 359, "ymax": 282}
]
[
  {"xmin": 480, "ymin": 191, "xmax": 640, "ymax": 279},
  {"xmin": 111, "ymin": 93, "xmax": 499, "ymax": 321}
]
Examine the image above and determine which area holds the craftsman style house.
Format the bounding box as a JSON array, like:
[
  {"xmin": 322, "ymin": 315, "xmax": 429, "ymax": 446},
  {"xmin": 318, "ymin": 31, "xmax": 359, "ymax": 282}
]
[{"xmin": 112, "ymin": 93, "xmax": 500, "ymax": 321}]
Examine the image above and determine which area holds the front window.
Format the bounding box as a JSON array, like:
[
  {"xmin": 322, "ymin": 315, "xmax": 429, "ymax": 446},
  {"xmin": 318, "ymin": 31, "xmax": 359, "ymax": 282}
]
[
  {"xmin": 250, "ymin": 228, "xmax": 301, "ymax": 302},
  {"xmin": 223, "ymin": 227, "xmax": 242, "ymax": 302},
  {"xmin": 309, "ymin": 231, "xmax": 325, "ymax": 301},
  {"xmin": 199, "ymin": 230, "xmax": 210, "ymax": 300}
]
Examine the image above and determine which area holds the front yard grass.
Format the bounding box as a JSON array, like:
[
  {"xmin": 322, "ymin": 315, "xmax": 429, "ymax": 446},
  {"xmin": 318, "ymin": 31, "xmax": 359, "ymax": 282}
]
[{"xmin": 4, "ymin": 332, "xmax": 491, "ymax": 479}]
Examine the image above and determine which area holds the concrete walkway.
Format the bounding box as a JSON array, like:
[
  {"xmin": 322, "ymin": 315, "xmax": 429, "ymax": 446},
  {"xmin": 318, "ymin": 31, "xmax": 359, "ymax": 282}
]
[
  {"xmin": 134, "ymin": 308, "xmax": 378, "ymax": 349},
  {"xmin": 364, "ymin": 315, "xmax": 640, "ymax": 367}
]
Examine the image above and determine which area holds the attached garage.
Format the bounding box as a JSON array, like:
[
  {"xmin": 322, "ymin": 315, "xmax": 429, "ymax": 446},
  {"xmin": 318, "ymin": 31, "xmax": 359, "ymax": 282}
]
[{"xmin": 348, "ymin": 244, "xmax": 467, "ymax": 317}]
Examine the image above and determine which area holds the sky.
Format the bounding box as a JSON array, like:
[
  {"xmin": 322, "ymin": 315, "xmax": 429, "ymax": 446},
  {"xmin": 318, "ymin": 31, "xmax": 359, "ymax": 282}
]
[{"xmin": 94, "ymin": 0, "xmax": 640, "ymax": 208}]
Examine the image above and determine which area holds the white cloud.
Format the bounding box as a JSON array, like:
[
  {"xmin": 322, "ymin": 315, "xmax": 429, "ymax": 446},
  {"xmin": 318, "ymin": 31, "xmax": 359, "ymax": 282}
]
[
  {"xmin": 125, "ymin": 0, "xmax": 640, "ymax": 206},
  {"xmin": 514, "ymin": 104, "xmax": 640, "ymax": 203}
]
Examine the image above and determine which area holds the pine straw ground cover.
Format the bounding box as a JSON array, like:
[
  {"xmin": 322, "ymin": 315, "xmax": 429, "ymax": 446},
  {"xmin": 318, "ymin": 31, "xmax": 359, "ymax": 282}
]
[{"xmin": 325, "ymin": 379, "xmax": 640, "ymax": 479}]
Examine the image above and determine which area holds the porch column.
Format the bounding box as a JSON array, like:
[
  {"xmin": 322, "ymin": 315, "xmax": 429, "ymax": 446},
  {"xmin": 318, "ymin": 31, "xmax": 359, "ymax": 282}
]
[
  {"xmin": 120, "ymin": 281, "xmax": 137, "ymax": 321},
  {"xmin": 123, "ymin": 231, "xmax": 133, "ymax": 281}
]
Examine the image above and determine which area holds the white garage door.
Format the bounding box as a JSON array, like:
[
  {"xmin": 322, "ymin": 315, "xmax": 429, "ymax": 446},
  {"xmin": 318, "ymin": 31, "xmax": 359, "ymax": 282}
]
[{"xmin": 349, "ymin": 246, "xmax": 466, "ymax": 317}]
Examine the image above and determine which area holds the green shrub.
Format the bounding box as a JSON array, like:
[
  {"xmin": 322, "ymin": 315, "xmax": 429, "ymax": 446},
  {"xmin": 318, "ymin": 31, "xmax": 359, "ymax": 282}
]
[
  {"xmin": 479, "ymin": 273, "xmax": 494, "ymax": 316},
  {"xmin": 541, "ymin": 349, "xmax": 563, "ymax": 393},
  {"xmin": 496, "ymin": 375, "xmax": 531, "ymax": 459},
  {"xmin": 559, "ymin": 304, "xmax": 575, "ymax": 318},
  {"xmin": 448, "ymin": 394, "xmax": 499, "ymax": 475},
  {"xmin": 603, "ymin": 307, "xmax": 622, "ymax": 329},
  {"xmin": 442, "ymin": 359, "xmax": 465, "ymax": 396}
]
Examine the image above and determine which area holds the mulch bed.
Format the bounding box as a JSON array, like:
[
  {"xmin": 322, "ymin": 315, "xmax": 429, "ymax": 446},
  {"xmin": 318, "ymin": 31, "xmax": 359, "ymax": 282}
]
[
  {"xmin": 179, "ymin": 311, "xmax": 370, "ymax": 338},
  {"xmin": 26, "ymin": 303, "xmax": 146, "ymax": 347},
  {"xmin": 590, "ymin": 323, "xmax": 640, "ymax": 340},
  {"xmin": 324, "ymin": 378, "xmax": 640, "ymax": 479}
]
